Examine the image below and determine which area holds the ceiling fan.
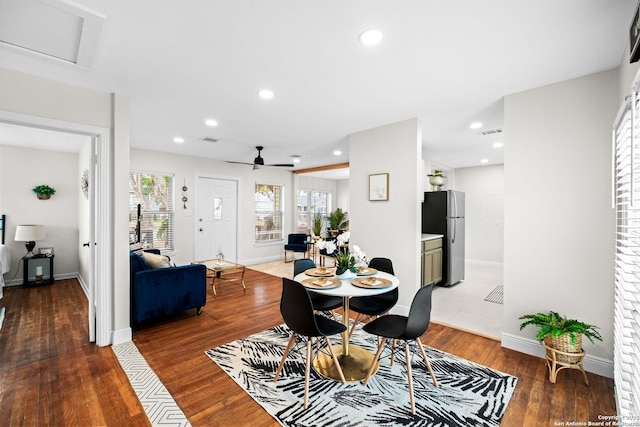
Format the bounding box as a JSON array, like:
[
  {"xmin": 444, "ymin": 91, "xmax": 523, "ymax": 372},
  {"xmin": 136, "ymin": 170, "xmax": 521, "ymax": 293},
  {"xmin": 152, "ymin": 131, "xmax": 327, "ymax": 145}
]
[{"xmin": 226, "ymin": 146, "xmax": 294, "ymax": 170}]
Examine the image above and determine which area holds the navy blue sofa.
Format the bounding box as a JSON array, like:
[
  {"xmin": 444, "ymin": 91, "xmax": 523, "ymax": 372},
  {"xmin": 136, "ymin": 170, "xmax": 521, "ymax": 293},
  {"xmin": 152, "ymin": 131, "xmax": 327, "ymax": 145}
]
[{"xmin": 130, "ymin": 251, "xmax": 207, "ymax": 324}]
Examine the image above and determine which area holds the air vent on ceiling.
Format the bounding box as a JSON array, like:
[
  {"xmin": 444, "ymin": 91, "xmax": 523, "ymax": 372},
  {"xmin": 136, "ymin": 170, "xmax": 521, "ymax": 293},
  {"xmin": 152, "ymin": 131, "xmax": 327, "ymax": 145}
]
[
  {"xmin": 479, "ymin": 128, "xmax": 503, "ymax": 136},
  {"xmin": 201, "ymin": 137, "xmax": 220, "ymax": 143}
]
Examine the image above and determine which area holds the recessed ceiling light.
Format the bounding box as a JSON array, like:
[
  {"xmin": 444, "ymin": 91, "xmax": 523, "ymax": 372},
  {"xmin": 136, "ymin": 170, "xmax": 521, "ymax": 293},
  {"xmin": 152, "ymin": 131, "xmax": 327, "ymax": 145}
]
[
  {"xmin": 480, "ymin": 158, "xmax": 489, "ymax": 163},
  {"xmin": 492, "ymin": 142, "xmax": 503, "ymax": 148},
  {"xmin": 470, "ymin": 122, "xmax": 483, "ymax": 130},
  {"xmin": 333, "ymin": 150, "xmax": 342, "ymax": 156},
  {"xmin": 258, "ymin": 89, "xmax": 274, "ymax": 99},
  {"xmin": 205, "ymin": 119, "xmax": 218, "ymax": 127},
  {"xmin": 173, "ymin": 136, "xmax": 185, "ymax": 143},
  {"xmin": 358, "ymin": 29, "xmax": 383, "ymax": 45},
  {"xmin": 291, "ymin": 155, "xmax": 302, "ymax": 164}
]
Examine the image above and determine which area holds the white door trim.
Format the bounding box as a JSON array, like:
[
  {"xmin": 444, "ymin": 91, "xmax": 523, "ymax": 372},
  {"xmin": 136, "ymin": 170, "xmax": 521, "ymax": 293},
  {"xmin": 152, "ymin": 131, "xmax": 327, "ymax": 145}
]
[{"xmin": 0, "ymin": 110, "xmax": 112, "ymax": 346}]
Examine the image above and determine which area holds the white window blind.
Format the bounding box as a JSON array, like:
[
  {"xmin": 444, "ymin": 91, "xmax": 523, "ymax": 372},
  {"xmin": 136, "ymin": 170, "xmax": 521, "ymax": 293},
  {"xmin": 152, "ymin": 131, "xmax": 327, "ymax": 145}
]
[
  {"xmin": 613, "ymin": 86, "xmax": 640, "ymax": 417},
  {"xmin": 129, "ymin": 171, "xmax": 175, "ymax": 252}
]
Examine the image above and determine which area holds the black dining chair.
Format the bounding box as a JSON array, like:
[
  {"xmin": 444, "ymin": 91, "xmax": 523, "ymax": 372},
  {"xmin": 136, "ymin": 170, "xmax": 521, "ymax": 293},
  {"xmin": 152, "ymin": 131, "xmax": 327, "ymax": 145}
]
[
  {"xmin": 362, "ymin": 284, "xmax": 438, "ymax": 415},
  {"xmin": 274, "ymin": 277, "xmax": 346, "ymax": 409},
  {"xmin": 348, "ymin": 257, "xmax": 399, "ymax": 337},
  {"xmin": 294, "ymin": 258, "xmax": 343, "ymax": 320}
]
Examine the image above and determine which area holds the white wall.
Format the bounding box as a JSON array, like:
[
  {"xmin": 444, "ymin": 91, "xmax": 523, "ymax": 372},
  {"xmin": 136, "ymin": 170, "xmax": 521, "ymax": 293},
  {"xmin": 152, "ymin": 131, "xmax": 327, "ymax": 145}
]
[
  {"xmin": 455, "ymin": 165, "xmax": 504, "ymax": 264},
  {"xmin": 349, "ymin": 118, "xmax": 422, "ymax": 311},
  {"xmin": 130, "ymin": 149, "xmax": 296, "ymax": 266},
  {"xmin": 0, "ymin": 145, "xmax": 80, "ymax": 280},
  {"xmin": 503, "ymin": 70, "xmax": 618, "ymax": 368}
]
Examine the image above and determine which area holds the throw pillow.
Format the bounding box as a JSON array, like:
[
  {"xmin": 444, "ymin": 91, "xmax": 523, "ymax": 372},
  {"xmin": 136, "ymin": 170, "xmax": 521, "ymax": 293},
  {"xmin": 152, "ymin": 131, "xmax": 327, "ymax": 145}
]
[{"xmin": 141, "ymin": 251, "xmax": 172, "ymax": 269}]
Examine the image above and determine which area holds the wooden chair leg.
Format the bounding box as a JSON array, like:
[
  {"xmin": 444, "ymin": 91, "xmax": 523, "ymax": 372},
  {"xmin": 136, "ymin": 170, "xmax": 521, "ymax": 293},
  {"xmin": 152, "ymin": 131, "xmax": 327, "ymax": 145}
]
[
  {"xmin": 349, "ymin": 313, "xmax": 363, "ymax": 338},
  {"xmin": 363, "ymin": 337, "xmax": 387, "ymax": 386},
  {"xmin": 325, "ymin": 336, "xmax": 346, "ymax": 383},
  {"xmin": 274, "ymin": 333, "xmax": 297, "ymax": 382},
  {"xmin": 390, "ymin": 339, "xmax": 397, "ymax": 366},
  {"xmin": 405, "ymin": 343, "xmax": 416, "ymax": 415},
  {"xmin": 416, "ymin": 338, "xmax": 438, "ymax": 387},
  {"xmin": 304, "ymin": 338, "xmax": 312, "ymax": 409}
]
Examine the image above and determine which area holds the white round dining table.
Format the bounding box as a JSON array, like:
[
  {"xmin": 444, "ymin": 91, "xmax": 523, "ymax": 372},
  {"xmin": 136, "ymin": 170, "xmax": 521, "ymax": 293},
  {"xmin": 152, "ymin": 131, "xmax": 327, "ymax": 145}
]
[{"xmin": 293, "ymin": 270, "xmax": 399, "ymax": 381}]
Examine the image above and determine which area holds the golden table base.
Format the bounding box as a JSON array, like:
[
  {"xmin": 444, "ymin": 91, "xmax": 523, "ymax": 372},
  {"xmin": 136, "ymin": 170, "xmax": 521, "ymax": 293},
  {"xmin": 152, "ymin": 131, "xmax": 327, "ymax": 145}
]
[{"xmin": 313, "ymin": 344, "xmax": 378, "ymax": 382}]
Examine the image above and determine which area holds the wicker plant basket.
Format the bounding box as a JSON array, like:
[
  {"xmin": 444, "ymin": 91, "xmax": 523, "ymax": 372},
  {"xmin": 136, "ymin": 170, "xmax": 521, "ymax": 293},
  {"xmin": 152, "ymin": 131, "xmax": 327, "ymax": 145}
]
[
  {"xmin": 544, "ymin": 334, "xmax": 583, "ymax": 364},
  {"xmin": 36, "ymin": 194, "xmax": 51, "ymax": 200}
]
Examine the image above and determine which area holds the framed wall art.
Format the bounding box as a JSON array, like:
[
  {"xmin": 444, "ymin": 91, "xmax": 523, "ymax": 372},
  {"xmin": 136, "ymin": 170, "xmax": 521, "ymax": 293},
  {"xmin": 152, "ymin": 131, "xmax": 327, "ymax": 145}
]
[{"xmin": 369, "ymin": 173, "xmax": 389, "ymax": 201}]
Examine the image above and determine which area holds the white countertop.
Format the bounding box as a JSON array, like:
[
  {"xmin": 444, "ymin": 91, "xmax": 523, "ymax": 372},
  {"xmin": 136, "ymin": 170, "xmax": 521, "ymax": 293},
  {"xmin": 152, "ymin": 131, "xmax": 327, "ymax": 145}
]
[{"xmin": 421, "ymin": 233, "xmax": 444, "ymax": 241}]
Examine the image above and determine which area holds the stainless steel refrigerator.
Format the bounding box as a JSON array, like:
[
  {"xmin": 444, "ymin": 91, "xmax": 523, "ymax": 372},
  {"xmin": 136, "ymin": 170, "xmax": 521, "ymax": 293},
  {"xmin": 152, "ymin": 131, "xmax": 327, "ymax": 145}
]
[{"xmin": 421, "ymin": 190, "xmax": 465, "ymax": 286}]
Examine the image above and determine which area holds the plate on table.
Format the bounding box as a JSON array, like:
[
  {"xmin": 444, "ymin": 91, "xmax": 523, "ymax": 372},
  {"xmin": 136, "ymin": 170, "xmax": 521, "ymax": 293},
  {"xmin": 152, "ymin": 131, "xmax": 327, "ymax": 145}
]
[
  {"xmin": 351, "ymin": 277, "xmax": 393, "ymax": 289},
  {"xmin": 305, "ymin": 267, "xmax": 334, "ymax": 277},
  {"xmin": 356, "ymin": 267, "xmax": 378, "ymax": 276},
  {"xmin": 302, "ymin": 277, "xmax": 341, "ymax": 289}
]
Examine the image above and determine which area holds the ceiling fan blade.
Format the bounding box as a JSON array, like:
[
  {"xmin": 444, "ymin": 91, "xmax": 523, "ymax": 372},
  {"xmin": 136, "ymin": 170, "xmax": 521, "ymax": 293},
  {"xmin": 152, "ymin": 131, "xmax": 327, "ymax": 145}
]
[
  {"xmin": 267, "ymin": 163, "xmax": 295, "ymax": 168},
  {"xmin": 225, "ymin": 160, "xmax": 254, "ymax": 166}
]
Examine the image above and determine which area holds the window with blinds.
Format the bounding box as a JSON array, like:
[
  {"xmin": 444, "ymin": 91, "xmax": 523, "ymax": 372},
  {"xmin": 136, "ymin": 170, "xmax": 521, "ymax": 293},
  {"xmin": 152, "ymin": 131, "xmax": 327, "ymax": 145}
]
[
  {"xmin": 129, "ymin": 171, "xmax": 174, "ymax": 252},
  {"xmin": 613, "ymin": 90, "xmax": 640, "ymax": 416}
]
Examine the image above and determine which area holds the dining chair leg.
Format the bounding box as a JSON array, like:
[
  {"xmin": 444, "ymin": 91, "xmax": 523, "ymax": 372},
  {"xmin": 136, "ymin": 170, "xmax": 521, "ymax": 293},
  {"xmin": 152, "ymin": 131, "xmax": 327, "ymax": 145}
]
[
  {"xmin": 349, "ymin": 313, "xmax": 364, "ymax": 338},
  {"xmin": 274, "ymin": 333, "xmax": 297, "ymax": 382},
  {"xmin": 416, "ymin": 338, "xmax": 439, "ymax": 387},
  {"xmin": 390, "ymin": 339, "xmax": 397, "ymax": 366},
  {"xmin": 363, "ymin": 337, "xmax": 387, "ymax": 386},
  {"xmin": 304, "ymin": 338, "xmax": 312, "ymax": 409},
  {"xmin": 405, "ymin": 343, "xmax": 416, "ymax": 415},
  {"xmin": 325, "ymin": 336, "xmax": 346, "ymax": 383}
]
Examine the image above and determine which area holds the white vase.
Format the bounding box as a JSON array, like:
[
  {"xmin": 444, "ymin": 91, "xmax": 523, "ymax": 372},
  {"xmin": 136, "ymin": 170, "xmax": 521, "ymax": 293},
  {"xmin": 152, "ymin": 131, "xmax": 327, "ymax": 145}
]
[
  {"xmin": 336, "ymin": 269, "xmax": 357, "ymax": 280},
  {"xmin": 428, "ymin": 176, "xmax": 444, "ymax": 186}
]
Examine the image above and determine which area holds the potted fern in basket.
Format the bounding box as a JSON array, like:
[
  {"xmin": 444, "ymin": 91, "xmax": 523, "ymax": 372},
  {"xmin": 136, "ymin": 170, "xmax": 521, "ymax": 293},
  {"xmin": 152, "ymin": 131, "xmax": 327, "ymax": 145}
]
[{"xmin": 519, "ymin": 311, "xmax": 602, "ymax": 363}]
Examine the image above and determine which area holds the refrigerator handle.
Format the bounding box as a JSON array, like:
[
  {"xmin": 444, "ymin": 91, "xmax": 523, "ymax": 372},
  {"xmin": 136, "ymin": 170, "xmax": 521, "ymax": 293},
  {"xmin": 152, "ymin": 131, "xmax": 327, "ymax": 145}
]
[{"xmin": 452, "ymin": 192, "xmax": 458, "ymax": 243}]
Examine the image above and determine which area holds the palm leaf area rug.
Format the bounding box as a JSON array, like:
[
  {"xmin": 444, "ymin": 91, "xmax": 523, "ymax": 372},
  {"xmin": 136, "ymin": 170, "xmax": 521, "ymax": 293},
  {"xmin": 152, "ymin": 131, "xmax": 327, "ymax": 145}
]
[{"xmin": 205, "ymin": 324, "xmax": 517, "ymax": 427}]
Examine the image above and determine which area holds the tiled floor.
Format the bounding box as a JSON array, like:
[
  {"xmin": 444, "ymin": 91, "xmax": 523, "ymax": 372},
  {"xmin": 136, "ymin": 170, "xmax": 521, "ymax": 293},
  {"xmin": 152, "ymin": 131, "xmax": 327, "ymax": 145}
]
[{"xmin": 430, "ymin": 261, "xmax": 503, "ymax": 340}]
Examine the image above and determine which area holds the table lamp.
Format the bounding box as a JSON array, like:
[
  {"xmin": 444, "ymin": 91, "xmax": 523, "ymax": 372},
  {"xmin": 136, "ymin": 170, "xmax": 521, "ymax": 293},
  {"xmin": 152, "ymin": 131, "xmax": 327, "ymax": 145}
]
[{"xmin": 15, "ymin": 224, "xmax": 46, "ymax": 257}]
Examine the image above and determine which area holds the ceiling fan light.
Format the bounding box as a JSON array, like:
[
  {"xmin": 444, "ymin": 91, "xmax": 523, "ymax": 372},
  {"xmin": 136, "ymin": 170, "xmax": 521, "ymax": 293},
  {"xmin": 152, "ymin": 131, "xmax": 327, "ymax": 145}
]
[{"xmin": 205, "ymin": 119, "xmax": 218, "ymax": 127}]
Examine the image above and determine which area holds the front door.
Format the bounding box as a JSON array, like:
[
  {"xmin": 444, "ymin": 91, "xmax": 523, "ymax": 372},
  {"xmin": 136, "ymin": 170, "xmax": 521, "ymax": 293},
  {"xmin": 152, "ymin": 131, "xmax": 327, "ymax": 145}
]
[{"xmin": 195, "ymin": 177, "xmax": 238, "ymax": 262}]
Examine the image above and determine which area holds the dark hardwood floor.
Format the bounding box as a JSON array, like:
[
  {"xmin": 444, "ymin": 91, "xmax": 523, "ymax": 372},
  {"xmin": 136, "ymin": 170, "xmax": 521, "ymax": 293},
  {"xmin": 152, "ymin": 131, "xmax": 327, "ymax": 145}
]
[{"xmin": 0, "ymin": 272, "xmax": 616, "ymax": 426}]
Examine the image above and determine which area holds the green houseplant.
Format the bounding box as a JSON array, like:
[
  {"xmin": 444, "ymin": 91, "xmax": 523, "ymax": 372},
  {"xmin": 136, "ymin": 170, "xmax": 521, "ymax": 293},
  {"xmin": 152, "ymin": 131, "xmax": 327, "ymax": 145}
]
[
  {"xmin": 32, "ymin": 185, "xmax": 56, "ymax": 200},
  {"xmin": 312, "ymin": 214, "xmax": 324, "ymax": 238},
  {"xmin": 327, "ymin": 208, "xmax": 348, "ymax": 235},
  {"xmin": 519, "ymin": 311, "xmax": 602, "ymax": 363},
  {"xmin": 334, "ymin": 249, "xmax": 357, "ymax": 276}
]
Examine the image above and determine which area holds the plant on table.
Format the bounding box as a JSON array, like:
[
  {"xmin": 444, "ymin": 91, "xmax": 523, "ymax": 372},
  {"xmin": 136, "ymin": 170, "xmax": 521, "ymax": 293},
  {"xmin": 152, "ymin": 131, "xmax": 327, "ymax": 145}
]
[{"xmin": 316, "ymin": 231, "xmax": 369, "ymax": 275}]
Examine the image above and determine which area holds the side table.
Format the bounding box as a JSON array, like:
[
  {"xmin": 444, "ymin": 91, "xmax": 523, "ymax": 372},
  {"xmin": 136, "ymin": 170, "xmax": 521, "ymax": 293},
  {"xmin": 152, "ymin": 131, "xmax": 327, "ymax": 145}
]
[{"xmin": 22, "ymin": 254, "xmax": 55, "ymax": 287}]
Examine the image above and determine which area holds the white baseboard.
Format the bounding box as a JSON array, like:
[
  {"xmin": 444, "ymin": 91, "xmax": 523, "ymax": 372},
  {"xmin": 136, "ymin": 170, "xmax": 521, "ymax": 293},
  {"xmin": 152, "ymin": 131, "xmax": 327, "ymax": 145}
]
[
  {"xmin": 112, "ymin": 328, "xmax": 132, "ymax": 345},
  {"xmin": 241, "ymin": 255, "xmax": 284, "ymax": 266},
  {"xmin": 501, "ymin": 333, "xmax": 613, "ymax": 378}
]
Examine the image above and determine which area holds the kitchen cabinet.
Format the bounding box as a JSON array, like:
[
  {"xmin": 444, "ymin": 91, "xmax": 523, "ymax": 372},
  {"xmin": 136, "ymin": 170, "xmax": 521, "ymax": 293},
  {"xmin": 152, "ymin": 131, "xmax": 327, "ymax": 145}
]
[{"xmin": 421, "ymin": 237, "xmax": 442, "ymax": 286}]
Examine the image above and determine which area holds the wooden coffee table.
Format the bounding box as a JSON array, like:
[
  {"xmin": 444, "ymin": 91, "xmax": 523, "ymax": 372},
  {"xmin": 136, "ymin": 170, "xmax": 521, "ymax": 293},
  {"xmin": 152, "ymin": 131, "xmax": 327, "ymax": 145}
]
[{"xmin": 192, "ymin": 259, "xmax": 246, "ymax": 296}]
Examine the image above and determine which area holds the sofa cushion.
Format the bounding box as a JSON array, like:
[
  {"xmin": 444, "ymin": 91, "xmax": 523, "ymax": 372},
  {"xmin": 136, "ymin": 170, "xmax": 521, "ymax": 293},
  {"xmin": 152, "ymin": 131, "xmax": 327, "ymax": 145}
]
[
  {"xmin": 130, "ymin": 252, "xmax": 150, "ymax": 276},
  {"xmin": 141, "ymin": 251, "xmax": 172, "ymax": 269}
]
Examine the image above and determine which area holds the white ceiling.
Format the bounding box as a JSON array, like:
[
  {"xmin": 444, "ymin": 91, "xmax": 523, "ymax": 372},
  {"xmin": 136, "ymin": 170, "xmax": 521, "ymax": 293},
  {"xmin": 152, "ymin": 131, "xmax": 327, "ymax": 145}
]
[{"xmin": 0, "ymin": 0, "xmax": 636, "ymax": 176}]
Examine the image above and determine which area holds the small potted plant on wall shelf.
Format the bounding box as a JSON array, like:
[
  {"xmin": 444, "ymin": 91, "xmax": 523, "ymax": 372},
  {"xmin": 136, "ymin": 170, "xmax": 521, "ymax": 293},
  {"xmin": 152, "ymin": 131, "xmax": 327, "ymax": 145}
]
[
  {"xmin": 32, "ymin": 185, "xmax": 56, "ymax": 200},
  {"xmin": 519, "ymin": 310, "xmax": 602, "ymax": 363}
]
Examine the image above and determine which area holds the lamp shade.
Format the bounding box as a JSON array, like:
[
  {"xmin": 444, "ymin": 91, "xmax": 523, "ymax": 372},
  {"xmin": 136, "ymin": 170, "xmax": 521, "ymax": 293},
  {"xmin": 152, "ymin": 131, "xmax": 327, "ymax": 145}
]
[{"xmin": 15, "ymin": 225, "xmax": 46, "ymax": 242}]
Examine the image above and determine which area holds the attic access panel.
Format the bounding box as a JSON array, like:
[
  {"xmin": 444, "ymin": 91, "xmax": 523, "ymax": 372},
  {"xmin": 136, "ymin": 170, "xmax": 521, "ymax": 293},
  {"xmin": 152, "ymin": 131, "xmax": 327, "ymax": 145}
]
[{"xmin": 0, "ymin": 0, "xmax": 104, "ymax": 69}]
